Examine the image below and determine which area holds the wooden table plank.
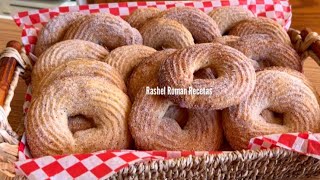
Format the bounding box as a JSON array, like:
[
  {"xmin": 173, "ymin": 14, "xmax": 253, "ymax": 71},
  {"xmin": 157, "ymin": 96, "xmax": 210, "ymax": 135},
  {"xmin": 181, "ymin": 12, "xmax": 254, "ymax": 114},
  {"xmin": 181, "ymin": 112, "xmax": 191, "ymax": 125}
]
[{"xmin": 291, "ymin": 1, "xmax": 320, "ymax": 33}]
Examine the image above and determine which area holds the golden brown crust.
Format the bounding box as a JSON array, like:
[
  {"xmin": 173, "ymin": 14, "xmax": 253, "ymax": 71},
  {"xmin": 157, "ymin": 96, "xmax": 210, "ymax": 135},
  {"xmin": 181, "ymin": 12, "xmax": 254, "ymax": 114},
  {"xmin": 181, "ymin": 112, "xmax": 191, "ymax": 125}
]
[
  {"xmin": 34, "ymin": 12, "xmax": 88, "ymax": 57},
  {"xmin": 32, "ymin": 40, "xmax": 109, "ymax": 92},
  {"xmin": 128, "ymin": 49, "xmax": 216, "ymax": 101},
  {"xmin": 159, "ymin": 43, "xmax": 256, "ymax": 109},
  {"xmin": 212, "ymin": 35, "xmax": 240, "ymax": 44},
  {"xmin": 228, "ymin": 17, "xmax": 291, "ymax": 45},
  {"xmin": 26, "ymin": 76, "xmax": 132, "ymax": 157},
  {"xmin": 68, "ymin": 115, "xmax": 95, "ymax": 134},
  {"xmin": 160, "ymin": 7, "xmax": 221, "ymax": 43},
  {"xmin": 33, "ymin": 59, "xmax": 127, "ymax": 99},
  {"xmin": 104, "ymin": 45, "xmax": 156, "ymax": 81},
  {"xmin": 129, "ymin": 82, "xmax": 223, "ymax": 151},
  {"xmin": 126, "ymin": 8, "xmax": 161, "ymax": 29},
  {"xmin": 128, "ymin": 49, "xmax": 176, "ymax": 100},
  {"xmin": 226, "ymin": 34, "xmax": 302, "ymax": 71},
  {"xmin": 63, "ymin": 13, "xmax": 143, "ymax": 50},
  {"xmin": 140, "ymin": 18, "xmax": 195, "ymax": 50},
  {"xmin": 223, "ymin": 67, "xmax": 320, "ymax": 150},
  {"xmin": 208, "ymin": 6, "xmax": 254, "ymax": 35}
]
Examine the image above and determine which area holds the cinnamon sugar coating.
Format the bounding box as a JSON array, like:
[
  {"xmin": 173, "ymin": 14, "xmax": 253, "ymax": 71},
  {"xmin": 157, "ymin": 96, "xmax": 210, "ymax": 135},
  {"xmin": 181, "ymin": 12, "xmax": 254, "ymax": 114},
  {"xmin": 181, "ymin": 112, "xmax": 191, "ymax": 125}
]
[
  {"xmin": 208, "ymin": 6, "xmax": 254, "ymax": 35},
  {"xmin": 64, "ymin": 13, "xmax": 143, "ymax": 50},
  {"xmin": 223, "ymin": 67, "xmax": 320, "ymax": 150},
  {"xmin": 32, "ymin": 40, "xmax": 109, "ymax": 92},
  {"xmin": 215, "ymin": 34, "xmax": 302, "ymax": 71},
  {"xmin": 33, "ymin": 59, "xmax": 126, "ymax": 99},
  {"xmin": 140, "ymin": 18, "xmax": 195, "ymax": 50},
  {"xmin": 159, "ymin": 7, "xmax": 221, "ymax": 43},
  {"xmin": 34, "ymin": 12, "xmax": 88, "ymax": 57},
  {"xmin": 159, "ymin": 43, "xmax": 256, "ymax": 109},
  {"xmin": 229, "ymin": 17, "xmax": 292, "ymax": 45},
  {"xmin": 26, "ymin": 77, "xmax": 132, "ymax": 157},
  {"xmin": 128, "ymin": 49, "xmax": 176, "ymax": 100},
  {"xmin": 104, "ymin": 45, "xmax": 156, "ymax": 81},
  {"xmin": 126, "ymin": 8, "xmax": 161, "ymax": 29},
  {"xmin": 129, "ymin": 82, "xmax": 223, "ymax": 151}
]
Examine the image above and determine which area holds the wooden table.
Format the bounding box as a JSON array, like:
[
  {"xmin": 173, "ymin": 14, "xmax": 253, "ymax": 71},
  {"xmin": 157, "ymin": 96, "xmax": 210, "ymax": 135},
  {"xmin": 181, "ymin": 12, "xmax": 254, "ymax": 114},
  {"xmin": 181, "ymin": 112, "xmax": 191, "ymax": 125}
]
[{"xmin": 0, "ymin": 1, "xmax": 320, "ymax": 178}]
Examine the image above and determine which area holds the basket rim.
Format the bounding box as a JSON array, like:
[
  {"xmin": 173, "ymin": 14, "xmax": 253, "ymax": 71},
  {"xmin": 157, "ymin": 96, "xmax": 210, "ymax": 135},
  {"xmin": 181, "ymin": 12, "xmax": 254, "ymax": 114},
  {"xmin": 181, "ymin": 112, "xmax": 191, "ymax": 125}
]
[
  {"xmin": 110, "ymin": 147, "xmax": 320, "ymax": 179},
  {"xmin": 2, "ymin": 27, "xmax": 320, "ymax": 179}
]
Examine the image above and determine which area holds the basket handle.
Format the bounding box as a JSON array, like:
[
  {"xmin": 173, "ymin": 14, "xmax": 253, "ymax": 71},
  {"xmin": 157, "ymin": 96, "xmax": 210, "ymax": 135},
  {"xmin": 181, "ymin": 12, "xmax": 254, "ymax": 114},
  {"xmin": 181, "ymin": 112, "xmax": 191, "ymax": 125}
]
[
  {"xmin": 0, "ymin": 41, "xmax": 23, "ymax": 178},
  {"xmin": 288, "ymin": 28, "xmax": 320, "ymax": 65},
  {"xmin": 0, "ymin": 41, "xmax": 21, "ymax": 107},
  {"xmin": 300, "ymin": 28, "xmax": 320, "ymax": 59}
]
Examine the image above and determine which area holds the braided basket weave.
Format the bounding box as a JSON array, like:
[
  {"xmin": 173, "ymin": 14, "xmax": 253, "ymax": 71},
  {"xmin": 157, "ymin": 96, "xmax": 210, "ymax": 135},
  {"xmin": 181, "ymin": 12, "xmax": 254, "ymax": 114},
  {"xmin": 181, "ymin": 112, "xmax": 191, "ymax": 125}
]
[{"xmin": 0, "ymin": 26, "xmax": 320, "ymax": 179}]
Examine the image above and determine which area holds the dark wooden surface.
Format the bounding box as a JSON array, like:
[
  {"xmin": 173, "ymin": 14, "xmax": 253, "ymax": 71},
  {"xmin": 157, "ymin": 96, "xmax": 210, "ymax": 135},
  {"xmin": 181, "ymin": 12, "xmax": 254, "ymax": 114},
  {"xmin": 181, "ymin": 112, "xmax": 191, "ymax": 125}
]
[{"xmin": 291, "ymin": 1, "xmax": 320, "ymax": 33}]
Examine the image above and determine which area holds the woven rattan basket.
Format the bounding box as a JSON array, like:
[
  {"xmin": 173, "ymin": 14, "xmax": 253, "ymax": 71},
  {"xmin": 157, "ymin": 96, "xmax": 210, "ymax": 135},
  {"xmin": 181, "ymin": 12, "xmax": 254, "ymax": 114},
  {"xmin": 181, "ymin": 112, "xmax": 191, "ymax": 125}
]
[{"xmin": 0, "ymin": 22, "xmax": 320, "ymax": 179}]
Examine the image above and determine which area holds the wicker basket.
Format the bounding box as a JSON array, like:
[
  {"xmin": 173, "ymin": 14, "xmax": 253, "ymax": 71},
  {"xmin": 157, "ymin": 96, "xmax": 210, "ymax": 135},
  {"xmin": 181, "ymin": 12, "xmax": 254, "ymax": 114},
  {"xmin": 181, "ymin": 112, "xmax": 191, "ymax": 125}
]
[{"xmin": 0, "ymin": 26, "xmax": 320, "ymax": 179}]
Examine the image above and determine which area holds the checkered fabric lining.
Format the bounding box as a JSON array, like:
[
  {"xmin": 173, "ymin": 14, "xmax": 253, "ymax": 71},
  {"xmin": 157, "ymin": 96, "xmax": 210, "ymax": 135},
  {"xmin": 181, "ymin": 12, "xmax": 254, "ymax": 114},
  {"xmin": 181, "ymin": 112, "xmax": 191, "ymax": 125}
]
[
  {"xmin": 11, "ymin": 0, "xmax": 305, "ymax": 179},
  {"xmin": 249, "ymin": 132, "xmax": 320, "ymax": 159},
  {"xmin": 16, "ymin": 132, "xmax": 320, "ymax": 179},
  {"xmin": 12, "ymin": 0, "xmax": 292, "ymax": 55},
  {"xmin": 17, "ymin": 135, "xmax": 222, "ymax": 179}
]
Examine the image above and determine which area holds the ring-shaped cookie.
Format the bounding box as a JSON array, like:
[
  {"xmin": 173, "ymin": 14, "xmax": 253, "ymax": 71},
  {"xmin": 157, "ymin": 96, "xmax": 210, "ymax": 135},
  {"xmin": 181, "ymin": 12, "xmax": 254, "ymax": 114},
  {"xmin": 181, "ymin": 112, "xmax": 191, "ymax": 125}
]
[
  {"xmin": 32, "ymin": 40, "xmax": 109, "ymax": 92},
  {"xmin": 223, "ymin": 34, "xmax": 302, "ymax": 71},
  {"xmin": 63, "ymin": 13, "xmax": 143, "ymax": 50},
  {"xmin": 223, "ymin": 67, "xmax": 320, "ymax": 150},
  {"xmin": 160, "ymin": 7, "xmax": 221, "ymax": 43},
  {"xmin": 34, "ymin": 12, "xmax": 87, "ymax": 56},
  {"xmin": 126, "ymin": 8, "xmax": 161, "ymax": 29},
  {"xmin": 128, "ymin": 49, "xmax": 176, "ymax": 100},
  {"xmin": 129, "ymin": 82, "xmax": 223, "ymax": 151},
  {"xmin": 229, "ymin": 17, "xmax": 291, "ymax": 45},
  {"xmin": 140, "ymin": 18, "xmax": 195, "ymax": 50},
  {"xmin": 104, "ymin": 45, "xmax": 156, "ymax": 81},
  {"xmin": 128, "ymin": 49, "xmax": 216, "ymax": 100},
  {"xmin": 26, "ymin": 76, "xmax": 132, "ymax": 157},
  {"xmin": 208, "ymin": 6, "xmax": 254, "ymax": 35},
  {"xmin": 33, "ymin": 59, "xmax": 127, "ymax": 99},
  {"xmin": 159, "ymin": 43, "xmax": 256, "ymax": 109}
]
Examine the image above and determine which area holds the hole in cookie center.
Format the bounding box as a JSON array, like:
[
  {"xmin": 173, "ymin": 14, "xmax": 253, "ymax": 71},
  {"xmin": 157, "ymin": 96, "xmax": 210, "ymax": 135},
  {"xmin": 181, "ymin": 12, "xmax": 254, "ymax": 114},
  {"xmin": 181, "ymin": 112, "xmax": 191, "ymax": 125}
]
[
  {"xmin": 194, "ymin": 68, "xmax": 217, "ymax": 79},
  {"xmin": 260, "ymin": 109, "xmax": 284, "ymax": 125},
  {"xmin": 164, "ymin": 105, "xmax": 189, "ymax": 129},
  {"xmin": 68, "ymin": 114, "xmax": 96, "ymax": 134}
]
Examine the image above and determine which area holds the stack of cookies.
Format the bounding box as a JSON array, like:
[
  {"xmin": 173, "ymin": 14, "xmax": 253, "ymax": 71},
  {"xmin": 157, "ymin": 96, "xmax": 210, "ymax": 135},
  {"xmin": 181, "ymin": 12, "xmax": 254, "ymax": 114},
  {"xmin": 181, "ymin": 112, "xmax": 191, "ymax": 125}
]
[{"xmin": 26, "ymin": 6, "xmax": 320, "ymax": 158}]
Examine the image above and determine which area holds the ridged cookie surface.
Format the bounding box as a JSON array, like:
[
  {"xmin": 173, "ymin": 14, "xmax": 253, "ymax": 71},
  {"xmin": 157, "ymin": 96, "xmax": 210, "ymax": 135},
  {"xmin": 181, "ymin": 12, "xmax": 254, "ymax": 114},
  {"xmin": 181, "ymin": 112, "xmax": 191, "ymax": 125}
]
[
  {"xmin": 104, "ymin": 45, "xmax": 156, "ymax": 81},
  {"xmin": 229, "ymin": 17, "xmax": 291, "ymax": 45},
  {"xmin": 63, "ymin": 13, "xmax": 142, "ymax": 50},
  {"xmin": 160, "ymin": 7, "xmax": 221, "ymax": 42},
  {"xmin": 225, "ymin": 34, "xmax": 302, "ymax": 71},
  {"xmin": 26, "ymin": 76, "xmax": 132, "ymax": 157},
  {"xmin": 223, "ymin": 67, "xmax": 320, "ymax": 150},
  {"xmin": 208, "ymin": 6, "xmax": 254, "ymax": 35},
  {"xmin": 32, "ymin": 40, "xmax": 109, "ymax": 92},
  {"xmin": 33, "ymin": 59, "xmax": 126, "ymax": 99},
  {"xmin": 126, "ymin": 8, "xmax": 161, "ymax": 29},
  {"xmin": 159, "ymin": 43, "xmax": 256, "ymax": 109},
  {"xmin": 34, "ymin": 12, "xmax": 87, "ymax": 56},
  {"xmin": 140, "ymin": 18, "xmax": 195, "ymax": 50},
  {"xmin": 129, "ymin": 82, "xmax": 223, "ymax": 151}
]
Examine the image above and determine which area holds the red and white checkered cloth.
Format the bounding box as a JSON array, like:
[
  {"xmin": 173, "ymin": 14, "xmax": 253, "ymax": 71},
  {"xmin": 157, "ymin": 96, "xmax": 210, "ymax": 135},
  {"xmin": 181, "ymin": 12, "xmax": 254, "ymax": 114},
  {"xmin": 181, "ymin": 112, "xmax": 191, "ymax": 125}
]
[
  {"xmin": 12, "ymin": 0, "xmax": 317, "ymax": 179},
  {"xmin": 12, "ymin": 0, "xmax": 292, "ymax": 55},
  {"xmin": 15, "ymin": 132, "xmax": 320, "ymax": 179},
  {"xmin": 249, "ymin": 132, "xmax": 320, "ymax": 159},
  {"xmin": 16, "ymin": 135, "xmax": 222, "ymax": 179}
]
